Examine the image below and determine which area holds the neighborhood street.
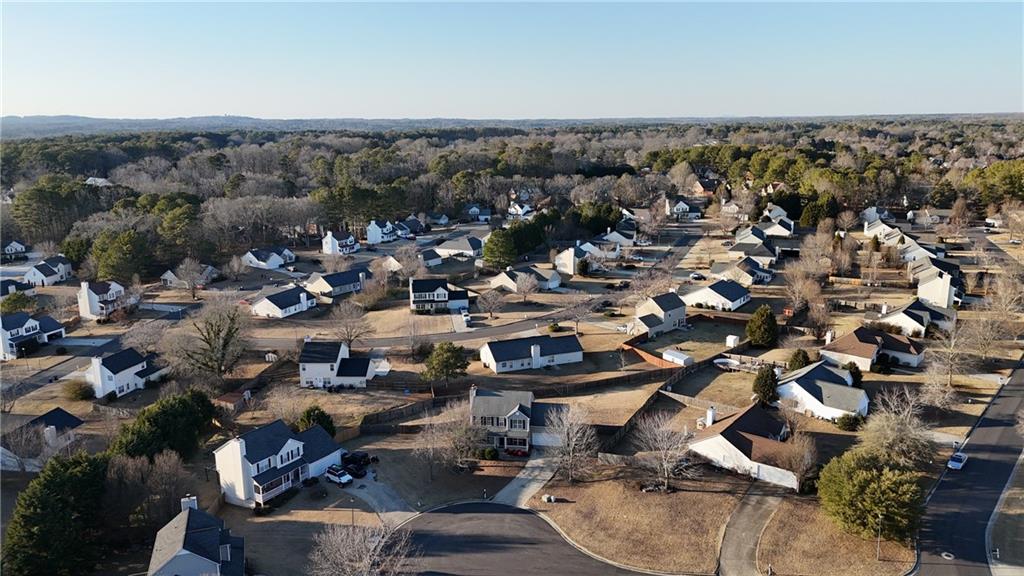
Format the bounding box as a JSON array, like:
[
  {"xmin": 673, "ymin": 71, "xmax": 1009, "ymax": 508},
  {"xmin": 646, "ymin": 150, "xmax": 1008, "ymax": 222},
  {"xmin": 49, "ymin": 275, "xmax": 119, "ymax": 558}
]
[{"xmin": 918, "ymin": 355, "xmax": 1024, "ymax": 576}]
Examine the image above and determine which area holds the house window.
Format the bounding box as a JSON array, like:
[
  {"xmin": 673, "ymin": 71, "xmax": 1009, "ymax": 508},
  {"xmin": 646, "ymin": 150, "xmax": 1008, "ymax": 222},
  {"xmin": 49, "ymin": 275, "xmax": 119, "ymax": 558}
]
[
  {"xmin": 510, "ymin": 419, "xmax": 526, "ymax": 430},
  {"xmin": 507, "ymin": 437, "xmax": 527, "ymax": 447},
  {"xmin": 329, "ymin": 365, "xmax": 334, "ymax": 372},
  {"xmin": 301, "ymin": 365, "xmax": 306, "ymax": 371}
]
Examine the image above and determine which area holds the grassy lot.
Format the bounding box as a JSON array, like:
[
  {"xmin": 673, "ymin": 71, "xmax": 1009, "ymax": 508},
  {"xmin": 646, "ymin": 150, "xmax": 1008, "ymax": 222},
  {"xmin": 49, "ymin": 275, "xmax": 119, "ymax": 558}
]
[
  {"xmin": 530, "ymin": 464, "xmax": 748, "ymax": 574},
  {"xmin": 757, "ymin": 497, "xmax": 915, "ymax": 576},
  {"xmin": 639, "ymin": 321, "xmax": 740, "ymax": 363},
  {"xmin": 990, "ymin": 233, "xmax": 1024, "ymax": 266},
  {"xmin": 347, "ymin": 434, "xmax": 523, "ymax": 509},
  {"xmin": 667, "ymin": 366, "xmax": 755, "ymax": 408},
  {"xmin": 238, "ymin": 376, "xmax": 431, "ymax": 430},
  {"xmin": 991, "ymin": 457, "xmax": 1024, "ymax": 567},
  {"xmin": 542, "ymin": 380, "xmax": 664, "ymax": 427},
  {"xmin": 219, "ymin": 487, "xmax": 380, "ymax": 576},
  {"xmin": 679, "ymin": 235, "xmax": 733, "ymax": 271},
  {"xmin": 860, "ymin": 372, "xmax": 1001, "ymax": 438}
]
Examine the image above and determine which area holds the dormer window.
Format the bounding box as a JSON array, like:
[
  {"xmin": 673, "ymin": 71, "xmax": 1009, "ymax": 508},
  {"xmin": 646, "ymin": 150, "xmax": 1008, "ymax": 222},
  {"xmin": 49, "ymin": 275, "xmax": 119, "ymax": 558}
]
[{"xmin": 219, "ymin": 544, "xmax": 231, "ymax": 562}]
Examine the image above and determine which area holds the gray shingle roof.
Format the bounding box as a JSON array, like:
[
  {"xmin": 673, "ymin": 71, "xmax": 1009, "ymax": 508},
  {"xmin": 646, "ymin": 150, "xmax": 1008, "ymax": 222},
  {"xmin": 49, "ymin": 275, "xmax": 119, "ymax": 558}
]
[
  {"xmin": 317, "ymin": 267, "xmax": 370, "ymax": 289},
  {"xmin": 483, "ymin": 334, "xmax": 583, "ymax": 363},
  {"xmin": 148, "ymin": 507, "xmax": 244, "ymax": 576},
  {"xmin": 237, "ymin": 420, "xmax": 298, "ymax": 463},
  {"xmin": 650, "ymin": 292, "xmax": 685, "ymax": 313},
  {"xmin": 471, "ymin": 388, "xmax": 534, "ymax": 419},
  {"xmin": 410, "ymin": 278, "xmax": 448, "ymax": 293},
  {"xmin": 263, "ymin": 286, "xmax": 314, "ymax": 310},
  {"xmin": 28, "ymin": 407, "xmax": 83, "ymax": 433},
  {"xmin": 101, "ymin": 348, "xmax": 146, "ymax": 374},
  {"xmin": 36, "ymin": 315, "xmax": 64, "ymax": 334},
  {"xmin": 529, "ymin": 401, "xmax": 566, "ymax": 427},
  {"xmin": 299, "ymin": 341, "xmax": 343, "ymax": 364},
  {"xmin": 1, "ymin": 312, "xmax": 32, "ymax": 331},
  {"xmin": 32, "ymin": 263, "xmax": 57, "ymax": 277},
  {"xmin": 779, "ymin": 361, "xmax": 866, "ymax": 412},
  {"xmin": 86, "ymin": 281, "xmax": 116, "ymax": 295},
  {"xmin": 706, "ymin": 279, "xmax": 750, "ymax": 302}
]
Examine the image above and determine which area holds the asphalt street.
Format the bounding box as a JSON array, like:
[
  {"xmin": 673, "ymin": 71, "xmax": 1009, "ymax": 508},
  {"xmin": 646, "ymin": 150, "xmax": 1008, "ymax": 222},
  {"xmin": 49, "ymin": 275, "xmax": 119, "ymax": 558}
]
[
  {"xmin": 918, "ymin": 356, "xmax": 1024, "ymax": 576},
  {"xmin": 405, "ymin": 502, "xmax": 637, "ymax": 576}
]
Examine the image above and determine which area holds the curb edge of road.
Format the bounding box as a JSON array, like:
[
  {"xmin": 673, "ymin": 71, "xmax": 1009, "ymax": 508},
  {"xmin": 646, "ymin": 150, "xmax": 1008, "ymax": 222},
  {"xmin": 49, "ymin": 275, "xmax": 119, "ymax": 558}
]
[
  {"xmin": 395, "ymin": 499, "xmax": 715, "ymax": 576},
  {"xmin": 985, "ymin": 449, "xmax": 1024, "ymax": 573}
]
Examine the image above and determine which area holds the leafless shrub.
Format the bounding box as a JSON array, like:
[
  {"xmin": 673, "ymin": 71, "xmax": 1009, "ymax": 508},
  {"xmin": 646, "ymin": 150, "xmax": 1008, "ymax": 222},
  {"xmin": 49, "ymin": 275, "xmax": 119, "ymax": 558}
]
[
  {"xmin": 857, "ymin": 387, "xmax": 933, "ymax": 468},
  {"xmin": 545, "ymin": 405, "xmax": 598, "ymax": 483},
  {"xmin": 307, "ymin": 523, "xmax": 415, "ymax": 576},
  {"xmin": 633, "ymin": 411, "xmax": 697, "ymax": 490}
]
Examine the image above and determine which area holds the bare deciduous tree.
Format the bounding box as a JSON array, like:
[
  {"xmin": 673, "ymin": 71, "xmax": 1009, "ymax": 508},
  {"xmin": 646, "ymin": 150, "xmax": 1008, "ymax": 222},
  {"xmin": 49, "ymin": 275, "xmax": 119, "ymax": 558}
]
[
  {"xmin": 836, "ymin": 210, "xmax": 859, "ymax": 233},
  {"xmin": 476, "ymin": 290, "xmax": 504, "ymax": 319},
  {"xmin": 122, "ymin": 320, "xmax": 172, "ymax": 354},
  {"xmin": 780, "ymin": 432, "xmax": 817, "ymax": 491},
  {"xmin": 545, "ymin": 405, "xmax": 598, "ymax": 483},
  {"xmin": 147, "ymin": 450, "xmax": 192, "ymax": 525},
  {"xmin": 1, "ymin": 423, "xmax": 48, "ymax": 472},
  {"xmin": 784, "ymin": 271, "xmax": 820, "ymax": 313},
  {"xmin": 165, "ymin": 296, "xmax": 249, "ymax": 385},
  {"xmin": 515, "ymin": 273, "xmax": 539, "ymax": 304},
  {"xmin": 633, "ymin": 411, "xmax": 697, "ymax": 490},
  {"xmin": 175, "ymin": 257, "xmax": 204, "ymax": 299},
  {"xmin": 857, "ymin": 387, "xmax": 933, "ymax": 468},
  {"xmin": 927, "ymin": 322, "xmax": 976, "ymax": 390},
  {"xmin": 394, "ymin": 244, "xmax": 424, "ymax": 281},
  {"xmin": 322, "ymin": 255, "xmax": 352, "ymax": 274},
  {"xmin": 331, "ymin": 301, "xmax": 374, "ymax": 347},
  {"xmin": 35, "ymin": 240, "xmax": 58, "ymax": 258},
  {"xmin": 307, "ymin": 523, "xmax": 415, "ymax": 576},
  {"xmin": 629, "ymin": 268, "xmax": 673, "ymax": 302}
]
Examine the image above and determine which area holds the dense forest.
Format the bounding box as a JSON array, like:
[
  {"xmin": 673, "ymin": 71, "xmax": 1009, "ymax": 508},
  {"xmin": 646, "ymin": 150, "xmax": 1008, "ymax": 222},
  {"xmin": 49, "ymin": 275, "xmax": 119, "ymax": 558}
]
[{"xmin": 2, "ymin": 117, "xmax": 1022, "ymax": 283}]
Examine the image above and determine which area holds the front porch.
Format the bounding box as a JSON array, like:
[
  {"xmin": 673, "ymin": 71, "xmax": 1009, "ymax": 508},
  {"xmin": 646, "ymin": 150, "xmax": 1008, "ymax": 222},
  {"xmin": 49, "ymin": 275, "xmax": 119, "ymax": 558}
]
[{"xmin": 253, "ymin": 462, "xmax": 309, "ymax": 505}]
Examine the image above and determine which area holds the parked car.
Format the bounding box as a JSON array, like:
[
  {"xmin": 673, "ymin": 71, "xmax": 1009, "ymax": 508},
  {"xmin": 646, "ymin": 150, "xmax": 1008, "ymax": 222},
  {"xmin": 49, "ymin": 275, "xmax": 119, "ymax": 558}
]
[
  {"xmin": 721, "ymin": 240, "xmax": 734, "ymax": 247},
  {"xmin": 325, "ymin": 465, "xmax": 354, "ymax": 485},
  {"xmin": 343, "ymin": 451, "xmax": 372, "ymax": 467},
  {"xmin": 635, "ymin": 239, "xmax": 652, "ymax": 247},
  {"xmin": 1010, "ymin": 239, "xmax": 1022, "ymax": 245},
  {"xmin": 344, "ymin": 464, "xmax": 367, "ymax": 479},
  {"xmin": 947, "ymin": 452, "xmax": 968, "ymax": 470},
  {"xmin": 629, "ymin": 255, "xmax": 645, "ymax": 261},
  {"xmin": 689, "ymin": 272, "xmax": 705, "ymax": 281}
]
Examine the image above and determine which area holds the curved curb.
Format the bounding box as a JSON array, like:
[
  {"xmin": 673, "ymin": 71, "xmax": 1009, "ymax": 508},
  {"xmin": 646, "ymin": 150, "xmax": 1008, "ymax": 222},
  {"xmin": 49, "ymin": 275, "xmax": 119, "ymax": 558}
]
[{"xmin": 396, "ymin": 500, "xmax": 715, "ymax": 576}]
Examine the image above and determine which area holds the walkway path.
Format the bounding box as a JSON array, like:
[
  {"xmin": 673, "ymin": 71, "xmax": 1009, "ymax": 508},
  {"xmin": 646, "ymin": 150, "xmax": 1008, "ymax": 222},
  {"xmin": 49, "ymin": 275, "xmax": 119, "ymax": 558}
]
[
  {"xmin": 493, "ymin": 453, "xmax": 557, "ymax": 508},
  {"xmin": 718, "ymin": 488, "xmax": 783, "ymax": 576},
  {"xmin": 348, "ymin": 474, "xmax": 417, "ymax": 526}
]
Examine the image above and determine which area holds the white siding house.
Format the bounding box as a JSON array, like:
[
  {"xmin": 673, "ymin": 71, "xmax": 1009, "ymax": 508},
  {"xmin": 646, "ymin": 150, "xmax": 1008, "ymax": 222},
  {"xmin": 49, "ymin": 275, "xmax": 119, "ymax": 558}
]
[
  {"xmin": 1, "ymin": 313, "xmax": 65, "ymax": 361},
  {"xmin": 688, "ymin": 404, "xmax": 799, "ymax": 490},
  {"xmin": 242, "ymin": 247, "xmax": 295, "ymax": 270},
  {"xmin": 23, "ymin": 256, "xmax": 74, "ymax": 286},
  {"xmin": 251, "ymin": 286, "xmax": 317, "ymax": 319},
  {"xmin": 86, "ymin": 348, "xmax": 169, "ymax": 399},
  {"xmin": 78, "ymin": 280, "xmax": 130, "ymax": 320},
  {"xmin": 321, "ymin": 230, "xmax": 360, "ymax": 255},
  {"xmin": 775, "ymin": 361, "xmax": 868, "ymax": 420},
  {"xmin": 298, "ymin": 340, "xmax": 375, "ymax": 388},
  {"xmin": 409, "ymin": 278, "xmax": 470, "ymax": 313},
  {"xmin": 365, "ymin": 220, "xmax": 397, "ymax": 244},
  {"xmin": 681, "ymin": 280, "xmax": 750, "ymax": 311},
  {"xmin": 479, "ymin": 334, "xmax": 584, "ymax": 374},
  {"xmin": 213, "ymin": 420, "xmax": 343, "ymax": 508}
]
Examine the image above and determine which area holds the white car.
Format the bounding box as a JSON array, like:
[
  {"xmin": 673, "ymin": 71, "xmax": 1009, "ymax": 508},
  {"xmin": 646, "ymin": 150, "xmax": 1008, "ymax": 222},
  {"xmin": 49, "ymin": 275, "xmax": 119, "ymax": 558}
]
[
  {"xmin": 1010, "ymin": 239, "xmax": 1022, "ymax": 245},
  {"xmin": 635, "ymin": 239, "xmax": 652, "ymax": 247},
  {"xmin": 946, "ymin": 452, "xmax": 968, "ymax": 470},
  {"xmin": 629, "ymin": 255, "xmax": 645, "ymax": 262},
  {"xmin": 325, "ymin": 465, "xmax": 354, "ymax": 485},
  {"xmin": 689, "ymin": 272, "xmax": 705, "ymax": 281}
]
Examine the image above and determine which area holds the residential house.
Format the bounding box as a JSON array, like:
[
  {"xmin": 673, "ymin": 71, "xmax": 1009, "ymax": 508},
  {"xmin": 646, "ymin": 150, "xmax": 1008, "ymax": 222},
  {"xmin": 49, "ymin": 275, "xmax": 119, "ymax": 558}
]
[
  {"xmin": 688, "ymin": 404, "xmax": 799, "ymax": 490},
  {"xmin": 409, "ymin": 278, "xmax": 470, "ymax": 313},
  {"xmin": 908, "ymin": 256, "xmax": 960, "ymax": 282},
  {"xmin": 463, "ymin": 204, "xmax": 492, "ymax": 223},
  {"xmin": 762, "ymin": 203, "xmax": 789, "ymax": 221},
  {"xmin": 985, "ymin": 216, "xmax": 1003, "ymax": 228},
  {"xmin": 85, "ymin": 176, "xmax": 113, "ymax": 187},
  {"xmin": 298, "ymin": 340, "xmax": 374, "ymax": 388},
  {"xmin": 755, "ymin": 217, "xmax": 795, "ymax": 238},
  {"xmin": 900, "ymin": 238, "xmax": 946, "ymax": 263},
  {"xmin": 709, "ymin": 257, "xmax": 773, "ymax": 287},
  {"xmin": 554, "ymin": 245, "xmax": 591, "ymax": 276},
  {"xmin": 78, "ymin": 280, "xmax": 130, "ymax": 320},
  {"xmin": 1, "ymin": 407, "xmax": 83, "ymax": 472},
  {"xmin": 303, "ymin": 268, "xmax": 371, "ymax": 302},
  {"xmin": 0, "ymin": 279, "xmax": 35, "ymax": 302},
  {"xmin": 377, "ymin": 255, "xmax": 404, "ymax": 274},
  {"xmin": 160, "ymin": 265, "xmax": 220, "ymax": 289},
  {"xmin": 682, "ymin": 279, "xmax": 750, "ymax": 311},
  {"xmin": 427, "ymin": 212, "xmax": 450, "ymax": 226},
  {"xmin": 664, "ymin": 196, "xmax": 701, "ymax": 220},
  {"xmin": 629, "ymin": 291, "xmax": 687, "ymax": 337},
  {"xmin": 251, "ymin": 285, "xmax": 317, "ymax": 318},
  {"xmin": 435, "ymin": 236, "xmax": 483, "ymax": 259},
  {"xmin": 916, "ymin": 269, "xmax": 962, "ymax": 310},
  {"xmin": 1, "ymin": 312, "xmax": 65, "ymax": 360},
  {"xmin": 820, "ymin": 327, "xmax": 924, "ymax": 372},
  {"xmin": 507, "ymin": 202, "xmax": 535, "ymax": 221},
  {"xmin": 691, "ymin": 178, "xmax": 720, "ymax": 196},
  {"xmin": 861, "ymin": 206, "xmax": 893, "ymax": 225},
  {"xmin": 915, "ymin": 208, "xmax": 953, "ymax": 226},
  {"xmin": 365, "ymin": 220, "xmax": 397, "ymax": 244},
  {"xmin": 214, "ymin": 420, "xmax": 343, "ymax": 508},
  {"xmin": 3, "ymin": 240, "xmax": 27, "ymax": 255},
  {"xmin": 87, "ymin": 347, "xmax": 169, "ymax": 399},
  {"xmin": 468, "ymin": 387, "xmax": 566, "ymax": 450},
  {"xmin": 863, "ymin": 219, "xmax": 898, "ymax": 242},
  {"xmin": 599, "ymin": 224, "xmax": 636, "ymax": 248},
  {"xmin": 416, "ymin": 249, "xmax": 442, "ymax": 268},
  {"xmin": 321, "ymin": 230, "xmax": 360, "ymax": 255},
  {"xmin": 720, "ymin": 200, "xmax": 747, "ymax": 222},
  {"xmin": 728, "ymin": 242, "xmax": 777, "ymax": 268},
  {"xmin": 764, "ymin": 181, "xmax": 787, "ymax": 195},
  {"xmin": 23, "ymin": 256, "xmax": 74, "ymax": 286},
  {"xmin": 242, "ymin": 247, "xmax": 295, "ymax": 270},
  {"xmin": 490, "ymin": 266, "xmax": 562, "ymax": 292},
  {"xmin": 776, "ymin": 361, "xmax": 869, "ymax": 420},
  {"xmin": 147, "ymin": 496, "xmax": 244, "ymax": 576},
  {"xmin": 865, "ymin": 299, "xmax": 956, "ymax": 337},
  {"xmin": 400, "ymin": 215, "xmax": 426, "ymax": 236},
  {"xmin": 479, "ymin": 334, "xmax": 584, "ymax": 374}
]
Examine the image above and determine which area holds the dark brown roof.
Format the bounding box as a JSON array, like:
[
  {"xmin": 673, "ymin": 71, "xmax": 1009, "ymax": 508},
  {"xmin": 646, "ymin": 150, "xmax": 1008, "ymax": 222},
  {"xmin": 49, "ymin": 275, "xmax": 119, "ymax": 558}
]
[
  {"xmin": 823, "ymin": 326, "xmax": 924, "ymax": 358},
  {"xmin": 695, "ymin": 404, "xmax": 795, "ymax": 469}
]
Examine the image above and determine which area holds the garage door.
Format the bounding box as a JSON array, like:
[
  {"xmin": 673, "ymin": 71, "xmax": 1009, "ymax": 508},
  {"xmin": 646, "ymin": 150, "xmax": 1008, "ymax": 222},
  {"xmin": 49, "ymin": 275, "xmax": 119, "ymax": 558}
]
[{"xmin": 531, "ymin": 432, "xmax": 560, "ymax": 447}]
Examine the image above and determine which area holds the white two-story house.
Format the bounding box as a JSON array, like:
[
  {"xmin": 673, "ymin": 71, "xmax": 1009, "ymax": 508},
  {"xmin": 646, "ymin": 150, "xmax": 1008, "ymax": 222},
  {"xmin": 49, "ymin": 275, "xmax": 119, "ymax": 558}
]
[
  {"xmin": 213, "ymin": 420, "xmax": 343, "ymax": 508},
  {"xmin": 242, "ymin": 247, "xmax": 295, "ymax": 270},
  {"xmin": 298, "ymin": 340, "xmax": 375, "ymax": 388},
  {"xmin": 629, "ymin": 291, "xmax": 687, "ymax": 337},
  {"xmin": 321, "ymin": 230, "xmax": 360, "ymax": 255},
  {"xmin": 365, "ymin": 220, "xmax": 397, "ymax": 245},
  {"xmin": 23, "ymin": 256, "xmax": 74, "ymax": 286},
  {"xmin": 409, "ymin": 278, "xmax": 470, "ymax": 313},
  {"xmin": 3, "ymin": 240, "xmax": 27, "ymax": 255},
  {"xmin": 86, "ymin": 347, "xmax": 169, "ymax": 399},
  {"xmin": 78, "ymin": 280, "xmax": 131, "ymax": 320},
  {"xmin": 665, "ymin": 196, "xmax": 702, "ymax": 220},
  {"xmin": 1, "ymin": 312, "xmax": 65, "ymax": 360}
]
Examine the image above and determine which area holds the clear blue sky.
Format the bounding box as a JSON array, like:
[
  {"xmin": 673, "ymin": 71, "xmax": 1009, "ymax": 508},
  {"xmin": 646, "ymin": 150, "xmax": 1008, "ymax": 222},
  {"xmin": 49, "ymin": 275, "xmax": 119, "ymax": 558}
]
[{"xmin": 2, "ymin": 2, "xmax": 1021, "ymax": 119}]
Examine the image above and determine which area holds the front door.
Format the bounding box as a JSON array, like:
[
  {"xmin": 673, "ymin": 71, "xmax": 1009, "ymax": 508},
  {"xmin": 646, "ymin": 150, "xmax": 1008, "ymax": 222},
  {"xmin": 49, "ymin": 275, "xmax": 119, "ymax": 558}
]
[{"xmin": 291, "ymin": 468, "xmax": 300, "ymax": 483}]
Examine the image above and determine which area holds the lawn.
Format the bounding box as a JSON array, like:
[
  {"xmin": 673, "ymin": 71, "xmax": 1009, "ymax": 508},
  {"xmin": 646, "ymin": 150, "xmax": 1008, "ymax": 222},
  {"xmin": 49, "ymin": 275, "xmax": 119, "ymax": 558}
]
[
  {"xmin": 530, "ymin": 464, "xmax": 748, "ymax": 574},
  {"xmin": 756, "ymin": 497, "xmax": 915, "ymax": 576},
  {"xmin": 639, "ymin": 321, "xmax": 740, "ymax": 363},
  {"xmin": 346, "ymin": 433, "xmax": 524, "ymax": 510},
  {"xmin": 542, "ymin": 380, "xmax": 665, "ymax": 428},
  {"xmin": 219, "ymin": 486, "xmax": 380, "ymax": 576},
  {"xmin": 237, "ymin": 377, "xmax": 431, "ymax": 430},
  {"xmin": 991, "ymin": 457, "xmax": 1024, "ymax": 567},
  {"xmin": 666, "ymin": 366, "xmax": 755, "ymax": 409}
]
